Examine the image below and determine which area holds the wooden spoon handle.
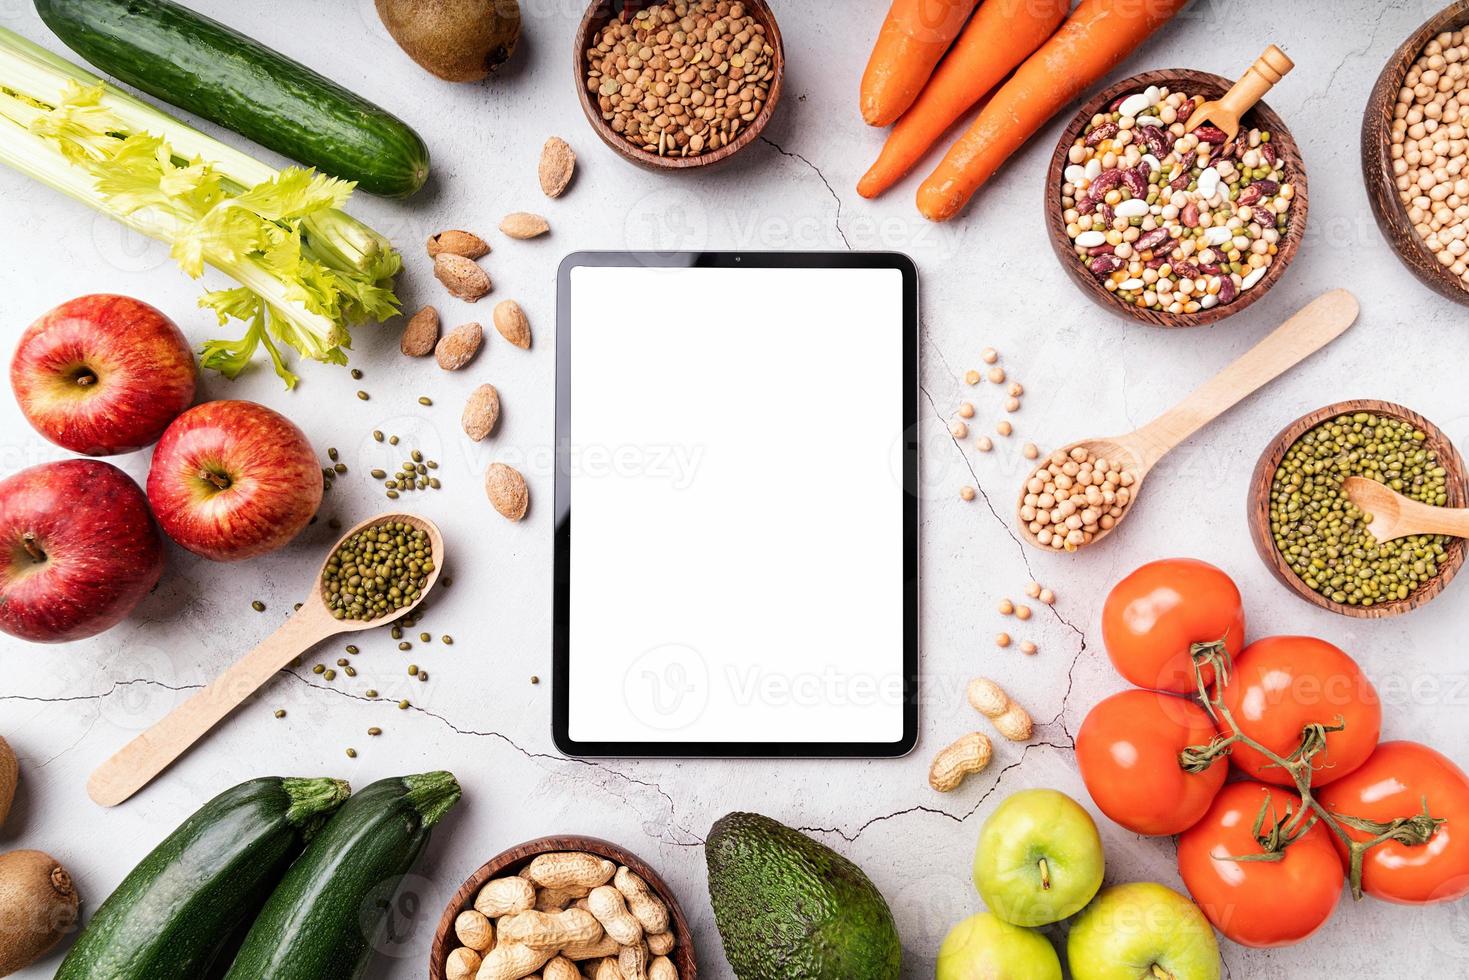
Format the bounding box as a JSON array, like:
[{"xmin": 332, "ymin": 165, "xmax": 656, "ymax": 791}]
[
  {"xmin": 1396, "ymin": 499, "xmax": 1469, "ymax": 538},
  {"xmin": 87, "ymin": 608, "xmax": 337, "ymax": 807},
  {"xmin": 1128, "ymin": 289, "xmax": 1359, "ymax": 464},
  {"xmin": 1193, "ymin": 44, "xmax": 1295, "ymax": 130}
]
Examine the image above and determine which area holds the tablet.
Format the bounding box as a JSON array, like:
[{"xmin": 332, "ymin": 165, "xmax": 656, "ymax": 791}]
[{"xmin": 553, "ymin": 252, "xmax": 918, "ymax": 757}]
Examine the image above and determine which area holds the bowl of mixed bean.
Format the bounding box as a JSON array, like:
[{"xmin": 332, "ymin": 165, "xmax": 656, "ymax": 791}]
[
  {"xmin": 1363, "ymin": 2, "xmax": 1469, "ymax": 306},
  {"xmin": 1046, "ymin": 69, "xmax": 1309, "ymax": 327},
  {"xmin": 1247, "ymin": 399, "xmax": 1468, "ymax": 618},
  {"xmin": 575, "ymin": 0, "xmax": 784, "ymax": 171}
]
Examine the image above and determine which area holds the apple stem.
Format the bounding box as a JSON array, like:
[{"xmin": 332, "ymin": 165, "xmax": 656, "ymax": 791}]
[
  {"xmin": 203, "ymin": 470, "xmax": 232, "ymax": 491},
  {"xmin": 1037, "ymin": 857, "xmax": 1051, "ymax": 890},
  {"xmin": 1151, "ymin": 965, "xmax": 1176, "ymax": 980},
  {"xmin": 74, "ymin": 369, "xmax": 97, "ymax": 387},
  {"xmin": 21, "ymin": 532, "xmax": 46, "ymax": 563}
]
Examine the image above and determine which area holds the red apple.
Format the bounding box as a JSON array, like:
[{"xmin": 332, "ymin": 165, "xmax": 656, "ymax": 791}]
[
  {"xmin": 0, "ymin": 460, "xmax": 164, "ymax": 642},
  {"xmin": 147, "ymin": 400, "xmax": 322, "ymax": 562},
  {"xmin": 11, "ymin": 295, "xmax": 196, "ymax": 456}
]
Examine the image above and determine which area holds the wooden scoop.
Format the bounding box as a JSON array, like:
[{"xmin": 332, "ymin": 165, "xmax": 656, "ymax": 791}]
[
  {"xmin": 87, "ymin": 512, "xmax": 444, "ymax": 807},
  {"xmin": 1186, "ymin": 45, "xmax": 1295, "ymax": 144},
  {"xmin": 1342, "ymin": 477, "xmax": 1469, "ymax": 542},
  {"xmin": 1017, "ymin": 289, "xmax": 1359, "ymax": 552}
]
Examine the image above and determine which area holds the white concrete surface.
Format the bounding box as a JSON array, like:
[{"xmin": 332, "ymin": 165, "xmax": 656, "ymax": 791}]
[{"xmin": 3, "ymin": 1, "xmax": 1468, "ymax": 976}]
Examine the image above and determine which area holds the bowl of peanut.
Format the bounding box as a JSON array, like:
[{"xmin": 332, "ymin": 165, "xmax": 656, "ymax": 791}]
[
  {"xmin": 429, "ymin": 835, "xmax": 696, "ymax": 980},
  {"xmin": 574, "ymin": 0, "xmax": 784, "ymax": 171}
]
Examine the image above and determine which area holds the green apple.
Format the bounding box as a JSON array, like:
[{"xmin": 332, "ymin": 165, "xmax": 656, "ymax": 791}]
[
  {"xmin": 1067, "ymin": 882, "xmax": 1220, "ymax": 980},
  {"xmin": 972, "ymin": 788, "xmax": 1104, "ymax": 927},
  {"xmin": 935, "ymin": 912, "xmax": 1061, "ymax": 980}
]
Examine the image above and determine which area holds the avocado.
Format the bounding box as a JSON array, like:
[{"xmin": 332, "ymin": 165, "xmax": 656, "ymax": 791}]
[{"xmin": 705, "ymin": 812, "xmax": 902, "ymax": 980}]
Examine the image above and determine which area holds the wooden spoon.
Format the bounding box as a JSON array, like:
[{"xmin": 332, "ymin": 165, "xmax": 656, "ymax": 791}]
[
  {"xmin": 1342, "ymin": 477, "xmax": 1469, "ymax": 542},
  {"xmin": 1186, "ymin": 44, "xmax": 1295, "ymax": 144},
  {"xmin": 1017, "ymin": 289, "xmax": 1359, "ymax": 552},
  {"xmin": 87, "ymin": 512, "xmax": 444, "ymax": 807}
]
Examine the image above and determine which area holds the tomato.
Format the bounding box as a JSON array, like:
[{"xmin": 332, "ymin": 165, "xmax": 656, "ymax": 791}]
[
  {"xmin": 1316, "ymin": 740, "xmax": 1469, "ymax": 904},
  {"xmin": 1076, "ymin": 690, "xmax": 1227, "ymax": 836},
  {"xmin": 1177, "ymin": 781, "xmax": 1343, "ymax": 947},
  {"xmin": 1100, "ymin": 558, "xmax": 1244, "ymax": 694},
  {"xmin": 1219, "ymin": 636, "xmax": 1380, "ymax": 787}
]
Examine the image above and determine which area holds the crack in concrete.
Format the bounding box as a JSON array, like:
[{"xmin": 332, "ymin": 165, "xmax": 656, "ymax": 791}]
[
  {"xmin": 760, "ymin": 136, "xmax": 852, "ymax": 249},
  {"xmin": 796, "ymin": 741, "xmax": 1074, "ymax": 843},
  {"xmin": 1300, "ymin": 1, "xmax": 1403, "ymax": 115},
  {"xmin": 0, "ymin": 677, "xmax": 202, "ymax": 703},
  {"xmin": 279, "ymin": 671, "xmax": 705, "ymax": 847}
]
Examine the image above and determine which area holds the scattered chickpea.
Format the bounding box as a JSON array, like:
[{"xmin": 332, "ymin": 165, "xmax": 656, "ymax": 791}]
[
  {"xmin": 1004, "ymin": 397, "xmax": 1021, "ymax": 413},
  {"xmin": 998, "ymin": 598, "xmax": 1015, "ymax": 615},
  {"xmin": 996, "ymin": 632, "xmax": 1012, "ymax": 648},
  {"xmin": 1023, "ymin": 443, "xmax": 1040, "ymax": 460},
  {"xmin": 1009, "ymin": 382, "xmax": 1024, "ymax": 397},
  {"xmin": 960, "ymin": 486, "xmax": 977, "ymax": 501},
  {"xmin": 950, "ymin": 420, "xmax": 969, "ymax": 438},
  {"xmin": 981, "ymin": 347, "xmax": 999, "ymax": 364},
  {"xmin": 1025, "ymin": 581, "xmax": 1042, "ymax": 598},
  {"xmin": 1015, "ymin": 604, "xmax": 1032, "ymax": 621},
  {"xmin": 958, "ymin": 401, "xmax": 975, "ymax": 419},
  {"xmin": 965, "ymin": 369, "xmax": 982, "ymax": 385},
  {"xmin": 975, "ymin": 436, "xmax": 994, "ymax": 452},
  {"xmin": 1019, "ymin": 640, "xmax": 1038, "ymax": 655},
  {"xmin": 1040, "ymin": 588, "xmax": 1056, "ymax": 605},
  {"xmin": 996, "ymin": 421, "xmax": 1013, "ymax": 437},
  {"xmin": 987, "ymin": 367, "xmax": 1006, "ymax": 384}
]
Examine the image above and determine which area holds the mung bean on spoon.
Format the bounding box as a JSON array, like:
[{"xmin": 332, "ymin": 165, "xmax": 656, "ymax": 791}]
[
  {"xmin": 87, "ymin": 512, "xmax": 444, "ymax": 807},
  {"xmin": 1017, "ymin": 289, "xmax": 1360, "ymax": 552}
]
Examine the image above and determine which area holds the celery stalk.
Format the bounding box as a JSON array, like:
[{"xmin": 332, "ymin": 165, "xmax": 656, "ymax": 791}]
[{"xmin": 0, "ymin": 28, "xmax": 400, "ymax": 387}]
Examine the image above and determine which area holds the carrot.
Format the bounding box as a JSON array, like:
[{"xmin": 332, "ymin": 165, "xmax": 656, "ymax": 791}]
[
  {"xmin": 916, "ymin": 0, "xmax": 1193, "ymax": 221},
  {"xmin": 860, "ymin": 0, "xmax": 981, "ymax": 127},
  {"xmin": 857, "ymin": 0, "xmax": 1070, "ymax": 198}
]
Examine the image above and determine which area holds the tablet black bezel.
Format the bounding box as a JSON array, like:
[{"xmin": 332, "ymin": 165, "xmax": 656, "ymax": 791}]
[{"xmin": 553, "ymin": 251, "xmax": 919, "ymax": 757}]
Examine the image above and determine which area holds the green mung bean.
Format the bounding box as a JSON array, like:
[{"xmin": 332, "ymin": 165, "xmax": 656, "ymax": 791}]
[
  {"xmin": 1269, "ymin": 413, "xmax": 1450, "ymax": 607},
  {"xmin": 320, "ymin": 520, "xmax": 434, "ymax": 622}
]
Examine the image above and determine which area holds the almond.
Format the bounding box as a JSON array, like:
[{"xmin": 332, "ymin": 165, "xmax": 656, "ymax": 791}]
[
  {"xmin": 400, "ymin": 306, "xmax": 439, "ymax": 356},
  {"xmin": 539, "ymin": 137, "xmax": 576, "ymax": 198},
  {"xmin": 427, "ymin": 230, "xmax": 490, "ymax": 259},
  {"xmin": 485, "ymin": 462, "xmax": 528, "ymax": 521},
  {"xmin": 434, "ymin": 253, "xmax": 492, "ymax": 302},
  {"xmin": 499, "ymin": 212, "xmax": 550, "ymax": 239},
  {"xmin": 462, "ymin": 384, "xmax": 501, "ymax": 442},
  {"xmin": 436, "ymin": 322, "xmax": 484, "ymax": 371},
  {"xmin": 492, "ymin": 300, "xmax": 531, "ymax": 350}
]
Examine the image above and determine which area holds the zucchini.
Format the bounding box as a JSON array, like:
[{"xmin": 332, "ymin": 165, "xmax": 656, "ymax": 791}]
[
  {"xmin": 33, "ymin": 0, "xmax": 430, "ymax": 197},
  {"xmin": 55, "ymin": 776, "xmax": 350, "ymax": 980},
  {"xmin": 224, "ymin": 770, "xmax": 462, "ymax": 979}
]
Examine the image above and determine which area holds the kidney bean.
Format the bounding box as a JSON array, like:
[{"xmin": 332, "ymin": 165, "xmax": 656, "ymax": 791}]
[
  {"xmin": 1145, "ymin": 254, "xmax": 1171, "ymax": 269},
  {"xmin": 1087, "ymin": 244, "xmax": 1116, "ymax": 257},
  {"xmin": 1177, "ymin": 100, "xmax": 1195, "ymax": 122},
  {"xmin": 1096, "ymin": 203, "xmax": 1115, "ymax": 227},
  {"xmin": 1168, "ymin": 154, "xmax": 1196, "ymax": 191},
  {"xmin": 1237, "ymin": 183, "xmax": 1264, "ymax": 207},
  {"xmin": 1196, "ymin": 262, "xmax": 1222, "ymax": 276},
  {"xmin": 1171, "ymin": 260, "xmax": 1200, "ymax": 279},
  {"xmin": 1218, "ymin": 277, "xmax": 1238, "ymax": 304},
  {"xmin": 1192, "ymin": 123, "xmax": 1229, "ymax": 146},
  {"xmin": 1089, "ymin": 254, "xmax": 1124, "ymax": 278},
  {"xmin": 1181, "ymin": 201, "xmax": 1200, "ymax": 227},
  {"xmin": 1085, "ymin": 122, "xmax": 1119, "ymax": 146},
  {"xmin": 1123, "ymin": 166, "xmax": 1150, "ymax": 198},
  {"xmin": 1134, "ymin": 227, "xmax": 1171, "ymax": 252},
  {"xmin": 1140, "ymin": 125, "xmax": 1173, "ymax": 158},
  {"xmin": 1108, "ymin": 94, "xmax": 1130, "ymax": 112},
  {"xmin": 1260, "ymin": 142, "xmax": 1277, "ymax": 167}
]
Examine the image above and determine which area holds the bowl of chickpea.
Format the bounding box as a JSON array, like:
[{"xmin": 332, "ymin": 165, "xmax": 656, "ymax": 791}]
[
  {"xmin": 1046, "ymin": 68, "xmax": 1309, "ymax": 328},
  {"xmin": 1364, "ymin": 1, "xmax": 1469, "ymax": 307}
]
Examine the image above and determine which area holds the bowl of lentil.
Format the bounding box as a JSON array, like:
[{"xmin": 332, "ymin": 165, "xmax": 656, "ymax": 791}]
[
  {"xmin": 1248, "ymin": 399, "xmax": 1468, "ymax": 617},
  {"xmin": 428, "ymin": 835, "xmax": 697, "ymax": 980},
  {"xmin": 1047, "ymin": 69, "xmax": 1309, "ymax": 327},
  {"xmin": 575, "ymin": 0, "xmax": 783, "ymax": 171},
  {"xmin": 1363, "ymin": 1, "xmax": 1469, "ymax": 306}
]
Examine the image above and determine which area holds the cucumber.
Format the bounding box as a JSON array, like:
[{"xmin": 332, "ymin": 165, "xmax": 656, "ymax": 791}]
[
  {"xmin": 33, "ymin": 0, "xmax": 430, "ymax": 197},
  {"xmin": 55, "ymin": 776, "xmax": 351, "ymax": 980},
  {"xmin": 224, "ymin": 770, "xmax": 462, "ymax": 980}
]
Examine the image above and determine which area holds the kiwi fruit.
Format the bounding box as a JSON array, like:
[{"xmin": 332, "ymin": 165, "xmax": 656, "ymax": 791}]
[
  {"xmin": 0, "ymin": 738, "xmax": 14, "ymax": 828},
  {"xmin": 0, "ymin": 850, "xmax": 78, "ymax": 976},
  {"xmin": 375, "ymin": 0, "xmax": 523, "ymax": 82}
]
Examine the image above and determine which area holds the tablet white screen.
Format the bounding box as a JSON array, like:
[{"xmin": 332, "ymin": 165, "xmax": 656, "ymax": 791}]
[{"xmin": 567, "ymin": 264, "xmax": 908, "ymax": 746}]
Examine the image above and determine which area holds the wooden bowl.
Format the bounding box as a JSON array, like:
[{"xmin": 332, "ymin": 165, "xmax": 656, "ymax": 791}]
[
  {"xmin": 428, "ymin": 835, "xmax": 698, "ymax": 979},
  {"xmin": 1247, "ymin": 399, "xmax": 1468, "ymax": 618},
  {"xmin": 573, "ymin": 0, "xmax": 784, "ymax": 171},
  {"xmin": 1045, "ymin": 69, "xmax": 1310, "ymax": 328},
  {"xmin": 1362, "ymin": 1, "xmax": 1469, "ymax": 306}
]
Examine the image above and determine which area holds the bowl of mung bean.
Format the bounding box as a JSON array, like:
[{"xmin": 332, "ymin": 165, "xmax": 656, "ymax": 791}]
[
  {"xmin": 575, "ymin": 0, "xmax": 783, "ymax": 171},
  {"xmin": 1363, "ymin": 1, "xmax": 1469, "ymax": 306},
  {"xmin": 1248, "ymin": 399, "xmax": 1468, "ymax": 617},
  {"xmin": 1047, "ymin": 69, "xmax": 1309, "ymax": 327}
]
